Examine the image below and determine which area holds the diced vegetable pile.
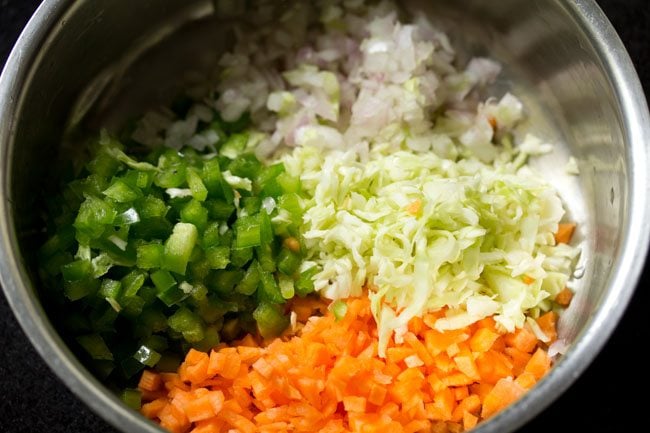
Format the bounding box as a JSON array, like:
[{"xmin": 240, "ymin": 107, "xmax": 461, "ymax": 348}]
[
  {"xmin": 37, "ymin": 0, "xmax": 581, "ymax": 431},
  {"xmin": 137, "ymin": 297, "xmax": 559, "ymax": 433},
  {"xmin": 39, "ymin": 122, "xmax": 316, "ymax": 381}
]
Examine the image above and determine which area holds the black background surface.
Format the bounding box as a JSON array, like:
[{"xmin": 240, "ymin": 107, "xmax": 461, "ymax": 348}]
[{"xmin": 1, "ymin": 1, "xmax": 648, "ymax": 432}]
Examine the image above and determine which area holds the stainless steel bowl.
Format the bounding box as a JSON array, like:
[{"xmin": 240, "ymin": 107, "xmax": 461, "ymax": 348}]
[{"xmin": 1, "ymin": 1, "xmax": 649, "ymax": 432}]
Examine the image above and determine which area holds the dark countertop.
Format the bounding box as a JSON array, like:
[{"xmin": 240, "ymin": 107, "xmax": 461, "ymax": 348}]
[{"xmin": 1, "ymin": 1, "xmax": 648, "ymax": 432}]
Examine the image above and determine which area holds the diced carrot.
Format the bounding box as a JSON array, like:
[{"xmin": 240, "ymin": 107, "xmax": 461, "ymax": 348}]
[
  {"xmin": 183, "ymin": 355, "xmax": 210, "ymax": 384},
  {"xmin": 222, "ymin": 397, "xmax": 244, "ymax": 414},
  {"xmin": 442, "ymin": 372, "xmax": 474, "ymax": 387},
  {"xmin": 536, "ymin": 312, "xmax": 558, "ymax": 343},
  {"xmin": 469, "ymin": 328, "xmax": 500, "ymax": 353},
  {"xmin": 523, "ymin": 275, "xmax": 535, "ymax": 285},
  {"xmin": 490, "ymin": 336, "xmax": 506, "ymax": 353},
  {"xmin": 555, "ymin": 287, "xmax": 574, "ymax": 307},
  {"xmin": 161, "ymin": 373, "xmax": 189, "ymax": 394},
  {"xmin": 368, "ymin": 383, "xmax": 387, "ymax": 406},
  {"xmin": 343, "ymin": 396, "xmax": 367, "ymax": 413},
  {"xmin": 320, "ymin": 419, "xmax": 347, "ymax": 433},
  {"xmin": 147, "ymin": 297, "xmax": 556, "ymax": 433},
  {"xmin": 208, "ymin": 391, "xmax": 224, "ymax": 413},
  {"xmin": 190, "ymin": 422, "xmax": 221, "ymax": 433},
  {"xmin": 514, "ymin": 372, "xmax": 537, "ymax": 389},
  {"xmin": 453, "ymin": 386, "xmax": 469, "ymax": 402},
  {"xmin": 434, "ymin": 352, "xmax": 455, "ymax": 374},
  {"xmin": 427, "ymin": 373, "xmax": 445, "ymax": 393},
  {"xmin": 404, "ymin": 332, "xmax": 434, "ymax": 367},
  {"xmin": 207, "ymin": 351, "xmax": 226, "ymax": 377},
  {"xmin": 306, "ymin": 342, "xmax": 331, "ymax": 366},
  {"xmin": 481, "ymin": 378, "xmax": 526, "ymax": 419},
  {"xmin": 396, "ymin": 367, "xmax": 425, "ymax": 383},
  {"xmin": 476, "ymin": 316, "xmax": 498, "ymax": 331},
  {"xmin": 185, "ymin": 349, "xmax": 208, "ymax": 365},
  {"xmin": 386, "ymin": 347, "xmax": 414, "ymax": 364},
  {"xmin": 451, "ymin": 392, "xmax": 476, "ymax": 422},
  {"xmin": 219, "ymin": 409, "xmax": 256, "ymax": 433},
  {"xmin": 470, "ymin": 383, "xmax": 492, "ymax": 402},
  {"xmin": 504, "ymin": 327, "xmax": 538, "ymax": 353},
  {"xmin": 220, "ymin": 351, "xmax": 242, "ymax": 380},
  {"xmin": 446, "ymin": 343, "xmax": 460, "ymax": 357},
  {"xmin": 158, "ymin": 401, "xmax": 190, "ymax": 433},
  {"xmin": 141, "ymin": 399, "xmax": 167, "ymax": 419},
  {"xmin": 459, "ymin": 394, "xmax": 481, "ymax": 414},
  {"xmin": 139, "ymin": 370, "xmax": 163, "ymax": 392},
  {"xmin": 233, "ymin": 385, "xmax": 254, "ymax": 410},
  {"xmin": 424, "ymin": 329, "xmax": 469, "ymax": 357},
  {"xmin": 258, "ymin": 422, "xmax": 291, "ymax": 432},
  {"xmin": 404, "ymin": 419, "xmax": 431, "ymax": 433},
  {"xmin": 406, "ymin": 199, "xmax": 422, "ymax": 216},
  {"xmin": 555, "ymin": 223, "xmax": 576, "ymax": 244},
  {"xmin": 463, "ymin": 411, "xmax": 478, "ymax": 430},
  {"xmin": 430, "ymin": 387, "xmax": 456, "ymax": 421},
  {"xmin": 408, "ymin": 316, "xmax": 426, "ymax": 335},
  {"xmin": 254, "ymin": 406, "xmax": 288, "ymax": 424},
  {"xmin": 185, "ymin": 394, "xmax": 217, "ymax": 423},
  {"xmin": 476, "ymin": 350, "xmax": 513, "ymax": 384},
  {"xmin": 453, "ymin": 355, "xmax": 480, "ymax": 380},
  {"xmin": 237, "ymin": 345, "xmax": 263, "ymax": 363},
  {"xmin": 431, "ymin": 421, "xmax": 449, "ymax": 433},
  {"xmin": 349, "ymin": 413, "xmax": 388, "ymax": 433},
  {"xmin": 383, "ymin": 361, "xmax": 402, "ymax": 378},
  {"xmin": 525, "ymin": 348, "xmax": 551, "ymax": 380},
  {"xmin": 252, "ymin": 356, "xmax": 274, "ymax": 378},
  {"xmin": 505, "ymin": 347, "xmax": 533, "ymax": 376},
  {"xmin": 238, "ymin": 333, "xmax": 259, "ymax": 348},
  {"xmin": 170, "ymin": 389, "xmax": 192, "ymax": 412},
  {"xmin": 390, "ymin": 379, "xmax": 423, "ymax": 406}
]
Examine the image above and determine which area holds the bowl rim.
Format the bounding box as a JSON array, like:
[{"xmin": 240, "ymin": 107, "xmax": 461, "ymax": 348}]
[{"xmin": 1, "ymin": 1, "xmax": 649, "ymax": 433}]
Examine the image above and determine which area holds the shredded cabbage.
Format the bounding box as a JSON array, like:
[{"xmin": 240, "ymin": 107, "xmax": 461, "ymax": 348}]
[{"xmin": 284, "ymin": 146, "xmax": 577, "ymax": 355}]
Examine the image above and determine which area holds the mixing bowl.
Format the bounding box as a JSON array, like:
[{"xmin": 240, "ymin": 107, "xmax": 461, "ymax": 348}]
[{"xmin": 1, "ymin": 1, "xmax": 649, "ymax": 432}]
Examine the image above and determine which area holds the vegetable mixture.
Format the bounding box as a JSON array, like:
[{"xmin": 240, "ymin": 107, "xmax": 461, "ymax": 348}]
[{"xmin": 38, "ymin": 1, "xmax": 580, "ymax": 432}]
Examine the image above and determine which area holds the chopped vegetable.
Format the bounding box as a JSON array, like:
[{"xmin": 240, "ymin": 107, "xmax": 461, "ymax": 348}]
[
  {"xmin": 141, "ymin": 297, "xmax": 555, "ymax": 433},
  {"xmin": 39, "ymin": 126, "xmax": 312, "ymax": 380},
  {"xmin": 555, "ymin": 223, "xmax": 577, "ymax": 245},
  {"xmin": 121, "ymin": 389, "xmax": 143, "ymax": 410},
  {"xmin": 555, "ymin": 287, "xmax": 574, "ymax": 307}
]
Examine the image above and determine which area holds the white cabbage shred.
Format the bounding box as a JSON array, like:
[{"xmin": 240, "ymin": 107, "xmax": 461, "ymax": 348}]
[
  {"xmin": 134, "ymin": 0, "xmax": 580, "ymax": 356},
  {"xmin": 285, "ymin": 147, "xmax": 577, "ymax": 355}
]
